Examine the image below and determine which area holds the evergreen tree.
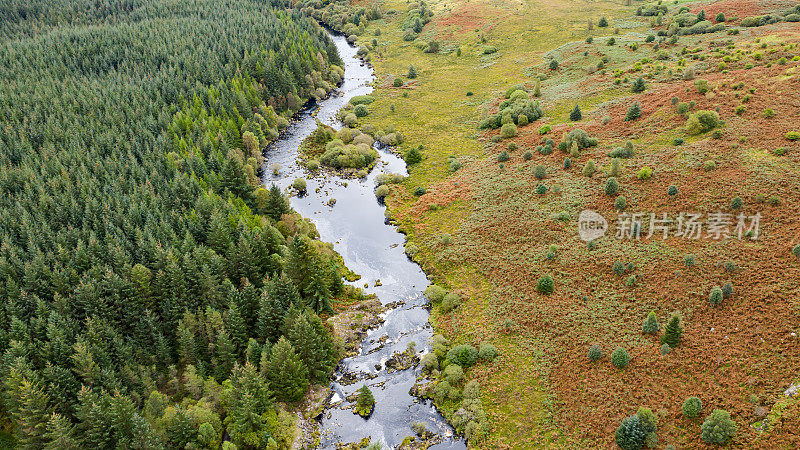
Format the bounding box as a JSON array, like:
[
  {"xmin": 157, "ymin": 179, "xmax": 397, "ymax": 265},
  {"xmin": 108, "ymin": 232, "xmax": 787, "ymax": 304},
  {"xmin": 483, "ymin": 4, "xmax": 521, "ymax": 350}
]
[
  {"xmin": 642, "ymin": 311, "xmax": 659, "ymax": 334},
  {"xmin": 11, "ymin": 379, "xmax": 52, "ymax": 448},
  {"xmin": 262, "ymin": 184, "xmax": 290, "ymax": 221},
  {"xmin": 631, "ymin": 77, "xmax": 646, "ymax": 93},
  {"xmin": 407, "ymin": 64, "xmax": 418, "ymax": 79},
  {"xmin": 225, "ymin": 300, "xmax": 248, "ymax": 356},
  {"xmin": 263, "ymin": 337, "xmax": 309, "ymax": 402},
  {"xmin": 45, "ymin": 413, "xmax": 80, "ymax": 450},
  {"xmin": 214, "ymin": 330, "xmax": 236, "ymax": 382},
  {"xmin": 222, "ymin": 363, "xmax": 274, "ymax": 448},
  {"xmin": 288, "ymin": 313, "xmax": 335, "ymax": 382},
  {"xmin": 355, "ymin": 385, "xmax": 375, "ymax": 417},
  {"xmin": 625, "ymin": 101, "xmax": 642, "ymax": 121},
  {"xmin": 661, "ymin": 313, "xmax": 683, "ymax": 348},
  {"xmin": 570, "ymin": 104, "xmax": 582, "ymax": 121}
]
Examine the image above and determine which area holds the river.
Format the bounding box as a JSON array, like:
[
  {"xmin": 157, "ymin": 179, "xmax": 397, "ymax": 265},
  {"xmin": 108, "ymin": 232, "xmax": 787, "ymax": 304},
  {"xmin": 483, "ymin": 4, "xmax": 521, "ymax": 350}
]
[{"xmin": 262, "ymin": 31, "xmax": 466, "ymax": 449}]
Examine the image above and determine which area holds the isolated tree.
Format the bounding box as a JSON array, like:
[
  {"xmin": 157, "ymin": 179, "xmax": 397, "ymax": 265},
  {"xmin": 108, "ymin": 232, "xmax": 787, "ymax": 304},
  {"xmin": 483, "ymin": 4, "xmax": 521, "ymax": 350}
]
[
  {"xmin": 407, "ymin": 64, "xmax": 418, "ymax": 78},
  {"xmin": 642, "ymin": 311, "xmax": 659, "ymax": 334},
  {"xmin": 536, "ymin": 275, "xmax": 554, "ymax": 294},
  {"xmin": 709, "ymin": 286, "xmax": 723, "ymax": 306},
  {"xmin": 631, "ymin": 77, "xmax": 646, "ymax": 93},
  {"xmin": 356, "ymin": 385, "xmax": 375, "ymax": 417},
  {"xmin": 682, "ymin": 396, "xmax": 703, "ymax": 418},
  {"xmin": 661, "ymin": 313, "xmax": 683, "ymax": 348},
  {"xmin": 625, "ymin": 101, "xmax": 642, "ymax": 121},
  {"xmin": 598, "ymin": 16, "xmax": 609, "ymax": 27},
  {"xmin": 570, "ymin": 104, "xmax": 582, "ymax": 121},
  {"xmin": 615, "ymin": 415, "xmax": 646, "ymax": 450}
]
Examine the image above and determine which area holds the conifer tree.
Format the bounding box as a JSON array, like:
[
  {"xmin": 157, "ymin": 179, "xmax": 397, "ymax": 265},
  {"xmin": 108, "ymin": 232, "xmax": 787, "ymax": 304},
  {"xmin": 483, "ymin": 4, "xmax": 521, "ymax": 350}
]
[
  {"xmin": 625, "ymin": 101, "xmax": 642, "ymax": 121},
  {"xmin": 570, "ymin": 104, "xmax": 582, "ymax": 121},
  {"xmin": 45, "ymin": 413, "xmax": 80, "ymax": 450},
  {"xmin": 263, "ymin": 337, "xmax": 309, "ymax": 402},
  {"xmin": 661, "ymin": 313, "xmax": 683, "ymax": 348}
]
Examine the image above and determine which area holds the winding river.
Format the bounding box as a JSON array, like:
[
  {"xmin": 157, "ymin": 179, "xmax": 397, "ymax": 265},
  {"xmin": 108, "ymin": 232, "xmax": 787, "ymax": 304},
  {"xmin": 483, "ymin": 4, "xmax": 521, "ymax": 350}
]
[{"xmin": 262, "ymin": 32, "xmax": 466, "ymax": 449}]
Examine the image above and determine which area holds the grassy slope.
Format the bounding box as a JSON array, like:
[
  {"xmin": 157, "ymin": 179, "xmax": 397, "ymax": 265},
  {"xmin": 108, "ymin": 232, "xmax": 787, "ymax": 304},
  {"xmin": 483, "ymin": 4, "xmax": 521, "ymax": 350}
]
[{"xmin": 350, "ymin": 0, "xmax": 800, "ymax": 447}]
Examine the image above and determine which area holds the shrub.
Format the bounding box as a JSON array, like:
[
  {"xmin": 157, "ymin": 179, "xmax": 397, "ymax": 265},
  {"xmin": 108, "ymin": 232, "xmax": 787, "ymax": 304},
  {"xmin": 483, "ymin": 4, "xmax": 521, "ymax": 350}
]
[
  {"xmin": 673, "ymin": 137, "xmax": 684, "ymax": 145},
  {"xmin": 709, "ymin": 286, "xmax": 723, "ymax": 306},
  {"xmin": 414, "ymin": 186, "xmax": 426, "ymax": 196},
  {"xmin": 607, "ymin": 37, "xmax": 616, "ymax": 46},
  {"xmin": 405, "ymin": 147, "xmax": 423, "ymax": 164},
  {"xmin": 292, "ymin": 178, "xmax": 307, "ymax": 192},
  {"xmin": 549, "ymin": 59, "xmax": 559, "ymax": 70},
  {"xmin": 350, "ymin": 95, "xmax": 376, "ymax": 105},
  {"xmin": 683, "ymin": 397, "xmax": 703, "ymax": 418},
  {"xmin": 534, "ymin": 165, "xmax": 547, "ymax": 179},
  {"xmin": 497, "ymin": 151, "xmax": 510, "ymax": 162},
  {"xmin": 598, "ymin": 16, "xmax": 608, "ymax": 27},
  {"xmin": 536, "ymin": 275, "xmax": 554, "ymax": 294},
  {"xmin": 661, "ymin": 313, "xmax": 683, "ymax": 348},
  {"xmin": 703, "ymin": 160, "xmax": 717, "ymax": 171},
  {"xmin": 613, "ymin": 261, "xmax": 625, "ymax": 275},
  {"xmin": 538, "ymin": 124, "xmax": 551, "ymax": 134},
  {"xmin": 637, "ymin": 166, "xmax": 653, "ymax": 180},
  {"xmin": 563, "ymin": 157, "xmax": 572, "ymax": 169},
  {"xmin": 611, "ymin": 347, "xmax": 631, "ymax": 368},
  {"xmin": 424, "ymin": 285, "xmax": 447, "ymax": 302},
  {"xmin": 564, "ymin": 128, "xmax": 598, "ymax": 150},
  {"xmin": 407, "ymin": 65, "xmax": 418, "ymax": 78},
  {"xmin": 440, "ymin": 292, "xmax": 461, "ymax": 312},
  {"xmin": 356, "ymin": 386, "xmax": 375, "ymax": 417},
  {"xmin": 443, "ymin": 364, "xmax": 464, "ymax": 384},
  {"xmin": 483, "ymin": 45, "xmax": 498, "ymax": 54},
  {"xmin": 694, "ymin": 79, "xmax": 710, "ymax": 94},
  {"xmin": 685, "ymin": 110, "xmax": 720, "ymax": 135},
  {"xmin": 500, "ymin": 123, "xmax": 518, "ymax": 138},
  {"xmin": 393, "ymin": 77, "xmax": 404, "ymax": 87},
  {"xmin": 447, "ymin": 344, "xmax": 479, "ymax": 367},
  {"xmin": 668, "ymin": 185, "xmax": 678, "ymax": 197},
  {"xmin": 536, "ymin": 184, "xmax": 547, "ymax": 195},
  {"xmin": 730, "ymin": 196, "xmax": 742, "ymax": 209},
  {"xmin": 642, "ymin": 311, "xmax": 659, "ymax": 334},
  {"xmin": 608, "ymin": 141, "xmax": 635, "ymax": 158},
  {"xmin": 676, "ymin": 102, "xmax": 690, "ymax": 115},
  {"xmin": 463, "ymin": 380, "xmax": 480, "ymax": 400},
  {"xmin": 763, "ymin": 108, "xmax": 775, "ymax": 119},
  {"xmin": 449, "ymin": 160, "xmax": 462, "ymax": 172},
  {"xmin": 631, "ymin": 77, "xmax": 646, "ymax": 93},
  {"xmin": 605, "ymin": 177, "xmax": 620, "ymax": 195},
  {"xmin": 582, "ymin": 160, "xmax": 597, "ymax": 177},
  {"xmin": 478, "ymin": 343, "xmax": 499, "ymax": 362},
  {"xmin": 615, "ymin": 196, "xmax": 627, "ymax": 211},
  {"xmin": 615, "ymin": 415, "xmax": 646, "ymax": 450},
  {"xmin": 786, "ymin": 131, "xmax": 800, "ymax": 141},
  {"xmin": 701, "ymin": 410, "xmax": 737, "ymax": 445},
  {"xmin": 661, "ymin": 343, "xmax": 671, "ymax": 355},
  {"xmin": 793, "ymin": 244, "xmax": 800, "ymax": 258},
  {"xmin": 570, "ymin": 104, "xmax": 582, "ymax": 121},
  {"xmin": 354, "ymin": 104, "xmax": 369, "ymax": 117},
  {"xmin": 588, "ymin": 345, "xmax": 603, "ymax": 361},
  {"xmin": 523, "ymin": 151, "xmax": 533, "ymax": 161},
  {"xmin": 625, "ymin": 101, "xmax": 642, "ymax": 121},
  {"xmin": 716, "ymin": 12, "xmax": 725, "ymax": 22}
]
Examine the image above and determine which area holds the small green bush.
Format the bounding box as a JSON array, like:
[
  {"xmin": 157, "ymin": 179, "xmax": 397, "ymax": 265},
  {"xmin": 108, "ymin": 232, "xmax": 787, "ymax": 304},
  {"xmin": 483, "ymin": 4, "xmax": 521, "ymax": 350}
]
[
  {"xmin": 447, "ymin": 344, "xmax": 479, "ymax": 367},
  {"xmin": 722, "ymin": 282, "xmax": 733, "ymax": 298},
  {"xmin": 668, "ymin": 185, "xmax": 678, "ymax": 197},
  {"xmin": 478, "ymin": 343, "xmax": 499, "ymax": 362},
  {"xmin": 615, "ymin": 415, "xmax": 645, "ymax": 450},
  {"xmin": 605, "ymin": 177, "xmax": 620, "ymax": 195},
  {"xmin": 625, "ymin": 101, "xmax": 642, "ymax": 121},
  {"xmin": 424, "ymin": 285, "xmax": 447, "ymax": 303},
  {"xmin": 407, "ymin": 64, "xmax": 418, "ymax": 78},
  {"xmin": 709, "ymin": 286, "xmax": 723, "ymax": 306},
  {"xmin": 549, "ymin": 59, "xmax": 559, "ymax": 70},
  {"xmin": 534, "ymin": 165, "xmax": 547, "ymax": 179},
  {"xmin": 637, "ymin": 166, "xmax": 653, "ymax": 180},
  {"xmin": 685, "ymin": 110, "xmax": 721, "ymax": 135},
  {"xmin": 631, "ymin": 77, "xmax": 646, "ymax": 93},
  {"xmin": 614, "ymin": 196, "xmax": 627, "ymax": 211},
  {"xmin": 354, "ymin": 104, "xmax": 369, "ymax": 117},
  {"xmin": 786, "ymin": 131, "xmax": 800, "ymax": 141},
  {"xmin": 701, "ymin": 410, "xmax": 737, "ymax": 445},
  {"xmin": 538, "ymin": 124, "xmax": 551, "ymax": 134},
  {"xmin": 500, "ymin": 123, "xmax": 518, "ymax": 138},
  {"xmin": 582, "ymin": 159, "xmax": 597, "ymax": 177},
  {"xmin": 536, "ymin": 275, "xmax": 554, "ymax": 294},
  {"xmin": 683, "ymin": 397, "xmax": 703, "ymax": 418},
  {"xmin": 730, "ymin": 196, "xmax": 742, "ymax": 209},
  {"xmin": 393, "ymin": 77, "xmax": 404, "ymax": 87},
  {"xmin": 523, "ymin": 151, "xmax": 533, "ymax": 160},
  {"xmin": 611, "ymin": 347, "xmax": 631, "ymax": 368},
  {"xmin": 587, "ymin": 345, "xmax": 603, "ymax": 361},
  {"xmin": 497, "ymin": 151, "xmax": 510, "ymax": 162},
  {"xmin": 414, "ymin": 186, "xmax": 426, "ymax": 196},
  {"xmin": 536, "ymin": 184, "xmax": 547, "ymax": 195},
  {"xmin": 793, "ymin": 244, "xmax": 800, "ymax": 258},
  {"xmin": 405, "ymin": 147, "xmax": 422, "ymax": 164},
  {"xmin": 292, "ymin": 178, "xmax": 307, "ymax": 192},
  {"xmin": 563, "ymin": 157, "xmax": 572, "ymax": 169}
]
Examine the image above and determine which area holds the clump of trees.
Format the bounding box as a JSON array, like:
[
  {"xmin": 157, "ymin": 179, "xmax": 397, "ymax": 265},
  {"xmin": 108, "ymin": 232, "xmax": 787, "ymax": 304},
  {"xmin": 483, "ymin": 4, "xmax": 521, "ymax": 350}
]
[{"xmin": 478, "ymin": 85, "xmax": 543, "ymax": 130}]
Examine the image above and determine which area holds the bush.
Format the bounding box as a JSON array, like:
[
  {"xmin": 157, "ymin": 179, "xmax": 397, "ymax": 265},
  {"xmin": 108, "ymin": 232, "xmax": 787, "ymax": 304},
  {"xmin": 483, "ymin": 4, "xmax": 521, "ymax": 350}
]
[
  {"xmin": 787, "ymin": 131, "xmax": 800, "ymax": 141},
  {"xmin": 414, "ymin": 186, "xmax": 426, "ymax": 196},
  {"xmin": 615, "ymin": 415, "xmax": 646, "ymax": 450},
  {"xmin": 703, "ymin": 160, "xmax": 717, "ymax": 171},
  {"xmin": 440, "ymin": 292, "xmax": 461, "ymax": 312},
  {"xmin": 500, "ymin": 123, "xmax": 518, "ymax": 138},
  {"xmin": 536, "ymin": 184, "xmax": 547, "ymax": 195},
  {"xmin": 425, "ymin": 285, "xmax": 447, "ymax": 303},
  {"xmin": 605, "ymin": 177, "xmax": 620, "ymax": 195},
  {"xmin": 393, "ymin": 77, "xmax": 404, "ymax": 87},
  {"xmin": 354, "ymin": 104, "xmax": 369, "ymax": 117},
  {"xmin": 793, "ymin": 244, "xmax": 800, "ymax": 258},
  {"xmin": 534, "ymin": 165, "xmax": 547, "ymax": 179},
  {"xmin": 407, "ymin": 64, "xmax": 418, "ymax": 78},
  {"xmin": 497, "ymin": 151, "xmax": 510, "ymax": 162},
  {"xmin": 637, "ymin": 166, "xmax": 653, "ymax": 180},
  {"xmin": 614, "ymin": 196, "xmax": 627, "ymax": 211},
  {"xmin": 625, "ymin": 101, "xmax": 642, "ymax": 121},
  {"xmin": 483, "ymin": 45, "xmax": 498, "ymax": 54},
  {"xmin": 607, "ymin": 37, "xmax": 616, "ymax": 46},
  {"xmin": 292, "ymin": 178, "xmax": 307, "ymax": 192},
  {"xmin": 701, "ymin": 410, "xmax": 737, "ymax": 445},
  {"xmin": 598, "ymin": 16, "xmax": 608, "ymax": 27},
  {"xmin": 539, "ymin": 124, "xmax": 551, "ymax": 134},
  {"xmin": 582, "ymin": 159, "xmax": 597, "ymax": 177},
  {"xmin": 694, "ymin": 79, "xmax": 710, "ymax": 94},
  {"xmin": 611, "ymin": 347, "xmax": 631, "ymax": 368},
  {"xmin": 730, "ymin": 196, "xmax": 742, "ymax": 209},
  {"xmin": 613, "ymin": 261, "xmax": 625, "ymax": 276},
  {"xmin": 642, "ymin": 311, "xmax": 659, "ymax": 334},
  {"xmin": 588, "ymin": 345, "xmax": 603, "ymax": 361},
  {"xmin": 536, "ymin": 275, "xmax": 554, "ymax": 294},
  {"xmin": 447, "ymin": 344, "xmax": 479, "ymax": 367},
  {"xmin": 686, "ymin": 110, "xmax": 720, "ymax": 135},
  {"xmin": 424, "ymin": 40, "xmax": 439, "ymax": 53},
  {"xmin": 668, "ymin": 185, "xmax": 678, "ymax": 197},
  {"xmin": 375, "ymin": 184, "xmax": 390, "ymax": 200},
  {"xmin": 549, "ymin": 59, "xmax": 559, "ymax": 70},
  {"xmin": 673, "ymin": 137, "xmax": 685, "ymax": 145},
  {"xmin": 405, "ymin": 147, "xmax": 422, "ymax": 165},
  {"xmin": 683, "ymin": 397, "xmax": 703, "ymax": 418},
  {"xmin": 716, "ymin": 12, "xmax": 725, "ymax": 22},
  {"xmin": 350, "ymin": 95, "xmax": 376, "ymax": 105},
  {"xmin": 570, "ymin": 104, "xmax": 582, "ymax": 121},
  {"xmin": 661, "ymin": 343, "xmax": 671, "ymax": 355},
  {"xmin": 443, "ymin": 364, "xmax": 464, "ymax": 384},
  {"xmin": 478, "ymin": 343, "xmax": 499, "ymax": 362},
  {"xmin": 564, "ymin": 128, "xmax": 599, "ymax": 150},
  {"xmin": 709, "ymin": 286, "xmax": 723, "ymax": 306},
  {"xmin": 676, "ymin": 102, "xmax": 691, "ymax": 115},
  {"xmin": 563, "ymin": 157, "xmax": 572, "ymax": 169},
  {"xmin": 608, "ymin": 141, "xmax": 635, "ymax": 158}
]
